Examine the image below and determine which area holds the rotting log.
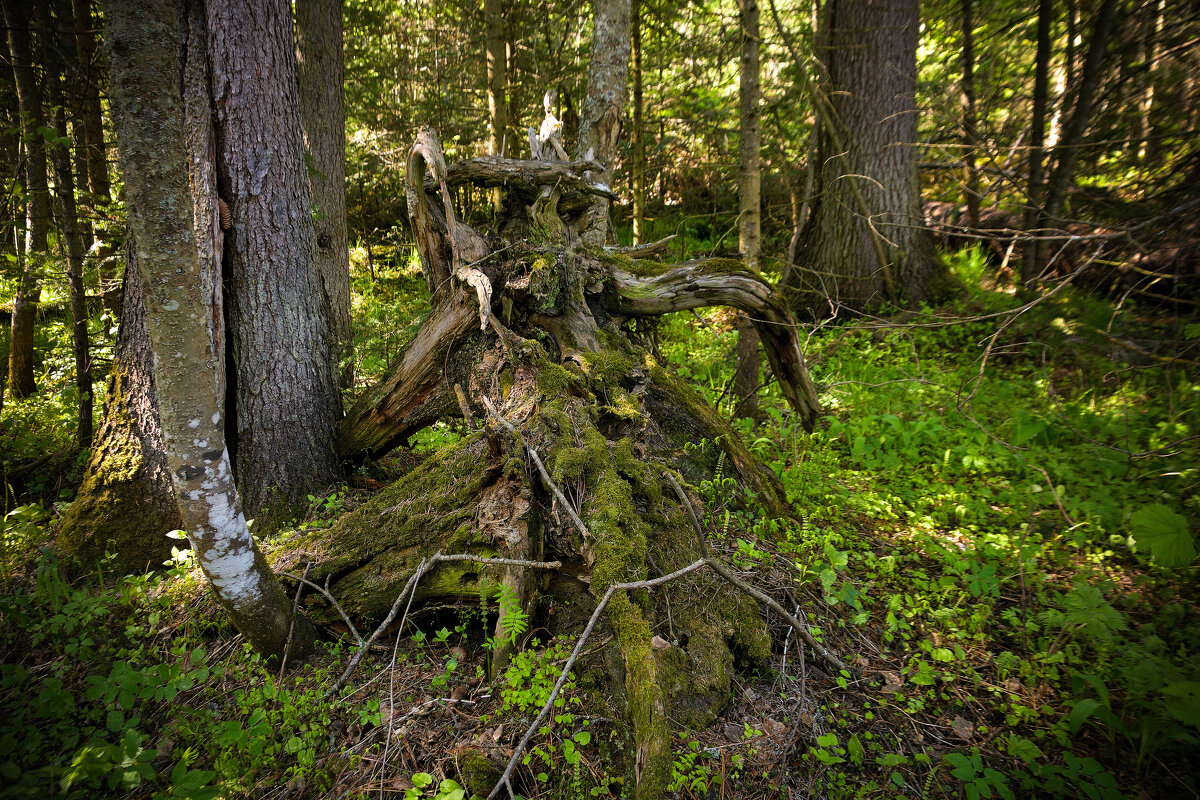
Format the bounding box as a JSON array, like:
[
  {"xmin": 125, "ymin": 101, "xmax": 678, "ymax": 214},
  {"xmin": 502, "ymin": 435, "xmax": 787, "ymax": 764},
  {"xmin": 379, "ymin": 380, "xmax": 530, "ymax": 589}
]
[{"xmin": 319, "ymin": 127, "xmax": 823, "ymax": 800}]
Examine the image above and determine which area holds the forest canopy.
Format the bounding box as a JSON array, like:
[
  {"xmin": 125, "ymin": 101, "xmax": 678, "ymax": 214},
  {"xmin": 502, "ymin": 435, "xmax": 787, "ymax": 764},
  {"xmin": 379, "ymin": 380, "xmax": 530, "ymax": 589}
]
[{"xmin": 1, "ymin": 1, "xmax": 1197, "ymax": 799}]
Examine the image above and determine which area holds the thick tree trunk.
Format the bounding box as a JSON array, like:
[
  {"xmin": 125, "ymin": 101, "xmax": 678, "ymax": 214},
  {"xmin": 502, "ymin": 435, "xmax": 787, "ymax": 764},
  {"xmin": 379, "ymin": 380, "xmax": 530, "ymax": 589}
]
[
  {"xmin": 789, "ymin": 0, "xmax": 939, "ymax": 312},
  {"xmin": 207, "ymin": 0, "xmax": 342, "ymax": 516},
  {"xmin": 733, "ymin": 0, "xmax": 761, "ymax": 420},
  {"xmin": 3, "ymin": 0, "xmax": 49, "ymax": 399},
  {"xmin": 296, "ymin": 0, "xmax": 353, "ymax": 391},
  {"xmin": 322, "ymin": 133, "xmax": 821, "ymax": 800},
  {"xmin": 484, "ymin": 0, "xmax": 508, "ymax": 164},
  {"xmin": 105, "ymin": 0, "xmax": 315, "ymax": 661},
  {"xmin": 575, "ymin": 0, "xmax": 631, "ymax": 246},
  {"xmin": 40, "ymin": 1, "xmax": 93, "ymax": 446}
]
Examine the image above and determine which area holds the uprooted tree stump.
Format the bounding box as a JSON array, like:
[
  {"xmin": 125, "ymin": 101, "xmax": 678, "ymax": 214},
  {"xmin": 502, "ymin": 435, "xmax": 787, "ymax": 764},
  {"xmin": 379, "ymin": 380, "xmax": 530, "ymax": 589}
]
[{"xmin": 294, "ymin": 128, "xmax": 824, "ymax": 799}]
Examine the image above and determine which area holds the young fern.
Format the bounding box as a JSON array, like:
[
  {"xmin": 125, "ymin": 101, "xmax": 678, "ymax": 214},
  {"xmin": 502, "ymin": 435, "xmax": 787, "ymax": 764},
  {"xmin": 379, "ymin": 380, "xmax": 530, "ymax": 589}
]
[{"xmin": 496, "ymin": 583, "xmax": 529, "ymax": 647}]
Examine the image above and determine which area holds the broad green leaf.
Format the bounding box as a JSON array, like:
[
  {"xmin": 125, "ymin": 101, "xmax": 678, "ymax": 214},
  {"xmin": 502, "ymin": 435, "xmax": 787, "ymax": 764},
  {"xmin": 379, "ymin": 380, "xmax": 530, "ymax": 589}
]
[
  {"xmin": 1161, "ymin": 681, "xmax": 1200, "ymax": 727},
  {"xmin": 1130, "ymin": 504, "xmax": 1196, "ymax": 567}
]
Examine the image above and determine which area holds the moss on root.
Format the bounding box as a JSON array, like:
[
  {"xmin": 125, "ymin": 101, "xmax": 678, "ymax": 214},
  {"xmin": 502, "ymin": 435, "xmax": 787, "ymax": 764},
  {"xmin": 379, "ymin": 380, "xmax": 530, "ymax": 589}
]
[{"xmin": 57, "ymin": 366, "xmax": 179, "ymax": 573}]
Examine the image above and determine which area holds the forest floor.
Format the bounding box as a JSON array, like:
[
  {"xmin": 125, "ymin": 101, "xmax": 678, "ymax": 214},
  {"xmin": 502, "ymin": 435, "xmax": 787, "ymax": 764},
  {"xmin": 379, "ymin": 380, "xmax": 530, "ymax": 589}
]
[{"xmin": 1, "ymin": 245, "xmax": 1197, "ymax": 799}]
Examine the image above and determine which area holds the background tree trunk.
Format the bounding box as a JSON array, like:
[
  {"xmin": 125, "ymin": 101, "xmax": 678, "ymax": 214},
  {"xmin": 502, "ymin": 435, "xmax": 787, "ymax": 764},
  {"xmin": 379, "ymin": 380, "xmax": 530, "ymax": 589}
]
[
  {"xmin": 631, "ymin": 0, "xmax": 645, "ymax": 245},
  {"xmin": 207, "ymin": 0, "xmax": 342, "ymax": 517},
  {"xmin": 105, "ymin": 0, "xmax": 314, "ymax": 661},
  {"xmin": 961, "ymin": 0, "xmax": 980, "ymax": 229},
  {"xmin": 483, "ymin": 0, "xmax": 508, "ymax": 182},
  {"xmin": 1019, "ymin": 0, "xmax": 1052, "ymax": 284},
  {"xmin": 575, "ymin": 0, "xmax": 631, "ymax": 246},
  {"xmin": 72, "ymin": 0, "xmax": 118, "ymax": 316},
  {"xmin": 39, "ymin": 1, "xmax": 93, "ymax": 446},
  {"xmin": 789, "ymin": 0, "xmax": 939, "ymax": 312},
  {"xmin": 3, "ymin": 0, "xmax": 49, "ymax": 399},
  {"xmin": 733, "ymin": 0, "xmax": 761, "ymax": 420},
  {"xmin": 296, "ymin": 0, "xmax": 353, "ymax": 391}
]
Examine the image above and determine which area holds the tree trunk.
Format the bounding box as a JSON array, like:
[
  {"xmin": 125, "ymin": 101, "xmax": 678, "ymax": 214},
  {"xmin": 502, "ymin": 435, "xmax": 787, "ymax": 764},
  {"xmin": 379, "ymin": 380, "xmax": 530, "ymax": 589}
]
[
  {"xmin": 733, "ymin": 0, "xmax": 761, "ymax": 420},
  {"xmin": 40, "ymin": 1, "xmax": 93, "ymax": 447},
  {"xmin": 631, "ymin": 0, "xmax": 645, "ymax": 245},
  {"xmin": 105, "ymin": 0, "xmax": 315, "ymax": 661},
  {"xmin": 484, "ymin": 0, "xmax": 508, "ymax": 172},
  {"xmin": 296, "ymin": 0, "xmax": 353, "ymax": 391},
  {"xmin": 3, "ymin": 0, "xmax": 49, "ymax": 399},
  {"xmin": 960, "ymin": 0, "xmax": 980, "ymax": 229},
  {"xmin": 575, "ymin": 0, "xmax": 631, "ymax": 246},
  {"xmin": 72, "ymin": 0, "xmax": 118, "ymax": 317},
  {"xmin": 207, "ymin": 0, "xmax": 342, "ymax": 517},
  {"xmin": 1019, "ymin": 0, "xmax": 1052, "ymax": 284},
  {"xmin": 1135, "ymin": 0, "xmax": 1162, "ymax": 164},
  {"xmin": 58, "ymin": 241, "xmax": 181, "ymax": 572},
  {"xmin": 324, "ymin": 132, "xmax": 821, "ymax": 800},
  {"xmin": 788, "ymin": 0, "xmax": 939, "ymax": 313}
]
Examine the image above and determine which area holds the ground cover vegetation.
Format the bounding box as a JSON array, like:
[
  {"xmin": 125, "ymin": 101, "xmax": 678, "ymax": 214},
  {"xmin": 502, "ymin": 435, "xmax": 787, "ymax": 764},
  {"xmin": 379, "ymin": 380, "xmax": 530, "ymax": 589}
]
[{"xmin": 1, "ymin": 0, "xmax": 1198, "ymax": 798}]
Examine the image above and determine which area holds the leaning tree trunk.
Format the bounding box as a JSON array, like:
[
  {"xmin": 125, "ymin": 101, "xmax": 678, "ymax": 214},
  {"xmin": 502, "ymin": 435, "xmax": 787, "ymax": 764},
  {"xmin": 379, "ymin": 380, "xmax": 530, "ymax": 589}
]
[
  {"xmin": 57, "ymin": 242, "xmax": 180, "ymax": 572},
  {"xmin": 789, "ymin": 0, "xmax": 940, "ymax": 312},
  {"xmin": 296, "ymin": 130, "xmax": 821, "ymax": 800}
]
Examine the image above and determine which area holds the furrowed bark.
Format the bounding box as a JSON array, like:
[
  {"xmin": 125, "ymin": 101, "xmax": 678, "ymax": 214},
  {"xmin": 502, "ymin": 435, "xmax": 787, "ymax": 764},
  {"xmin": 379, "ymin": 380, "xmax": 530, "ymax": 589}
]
[
  {"xmin": 105, "ymin": 0, "xmax": 315, "ymax": 660},
  {"xmin": 575, "ymin": 0, "xmax": 631, "ymax": 246},
  {"xmin": 296, "ymin": 0, "xmax": 353, "ymax": 390},
  {"xmin": 207, "ymin": 0, "xmax": 341, "ymax": 515}
]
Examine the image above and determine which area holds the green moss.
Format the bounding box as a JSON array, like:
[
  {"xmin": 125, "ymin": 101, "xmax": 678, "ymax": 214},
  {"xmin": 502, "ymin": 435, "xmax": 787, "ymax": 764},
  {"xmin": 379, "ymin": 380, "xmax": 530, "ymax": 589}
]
[
  {"xmin": 454, "ymin": 748, "xmax": 500, "ymax": 796},
  {"xmin": 580, "ymin": 346, "xmax": 635, "ymax": 389},
  {"xmin": 303, "ymin": 434, "xmax": 497, "ymax": 619},
  {"xmin": 57, "ymin": 366, "xmax": 179, "ymax": 573},
  {"xmin": 535, "ymin": 358, "xmax": 584, "ymax": 397},
  {"xmin": 608, "ymin": 593, "xmax": 670, "ymax": 800}
]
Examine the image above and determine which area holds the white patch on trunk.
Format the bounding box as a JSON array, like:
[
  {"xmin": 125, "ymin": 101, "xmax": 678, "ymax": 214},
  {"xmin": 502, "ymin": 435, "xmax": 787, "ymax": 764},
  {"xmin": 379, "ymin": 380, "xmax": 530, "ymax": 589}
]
[
  {"xmin": 211, "ymin": 412, "xmax": 221, "ymax": 424},
  {"xmin": 188, "ymin": 418, "xmax": 201, "ymax": 429}
]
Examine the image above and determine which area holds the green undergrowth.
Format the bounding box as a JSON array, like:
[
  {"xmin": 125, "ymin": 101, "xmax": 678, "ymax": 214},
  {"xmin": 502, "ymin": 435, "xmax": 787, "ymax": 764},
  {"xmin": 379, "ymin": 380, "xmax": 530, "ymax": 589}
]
[{"xmin": 655, "ymin": 247, "xmax": 1199, "ymax": 798}]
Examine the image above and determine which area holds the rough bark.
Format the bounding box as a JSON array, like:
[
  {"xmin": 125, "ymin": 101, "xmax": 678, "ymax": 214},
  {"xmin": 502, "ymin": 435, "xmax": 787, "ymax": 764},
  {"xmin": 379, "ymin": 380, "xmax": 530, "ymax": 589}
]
[
  {"xmin": 3, "ymin": 0, "xmax": 48, "ymax": 399},
  {"xmin": 105, "ymin": 0, "xmax": 314, "ymax": 660},
  {"xmin": 207, "ymin": 0, "xmax": 341, "ymax": 516},
  {"xmin": 1019, "ymin": 0, "xmax": 1052, "ymax": 284},
  {"xmin": 788, "ymin": 0, "xmax": 940, "ymax": 312},
  {"xmin": 733, "ymin": 0, "xmax": 761, "ymax": 420},
  {"xmin": 39, "ymin": 1, "xmax": 93, "ymax": 446},
  {"xmin": 296, "ymin": 0, "xmax": 353, "ymax": 391},
  {"xmin": 319, "ymin": 133, "xmax": 821, "ymax": 799},
  {"xmin": 575, "ymin": 0, "xmax": 631, "ymax": 246}
]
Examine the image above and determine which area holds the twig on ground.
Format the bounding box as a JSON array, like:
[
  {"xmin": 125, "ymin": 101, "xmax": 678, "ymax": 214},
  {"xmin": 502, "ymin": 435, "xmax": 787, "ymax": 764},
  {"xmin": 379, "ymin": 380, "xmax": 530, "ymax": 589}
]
[
  {"xmin": 327, "ymin": 552, "xmax": 563, "ymax": 697},
  {"xmin": 278, "ymin": 561, "xmax": 311, "ymax": 679},
  {"xmin": 488, "ymin": 560, "xmax": 709, "ymax": 800},
  {"xmin": 662, "ymin": 469, "xmax": 850, "ymax": 674},
  {"xmin": 281, "ymin": 571, "xmax": 363, "ymax": 645}
]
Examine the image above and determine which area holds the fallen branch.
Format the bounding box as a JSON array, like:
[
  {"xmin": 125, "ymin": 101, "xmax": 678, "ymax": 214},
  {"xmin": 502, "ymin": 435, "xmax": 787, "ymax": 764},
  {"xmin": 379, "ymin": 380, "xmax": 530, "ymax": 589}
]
[{"xmin": 610, "ymin": 234, "xmax": 676, "ymax": 258}]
